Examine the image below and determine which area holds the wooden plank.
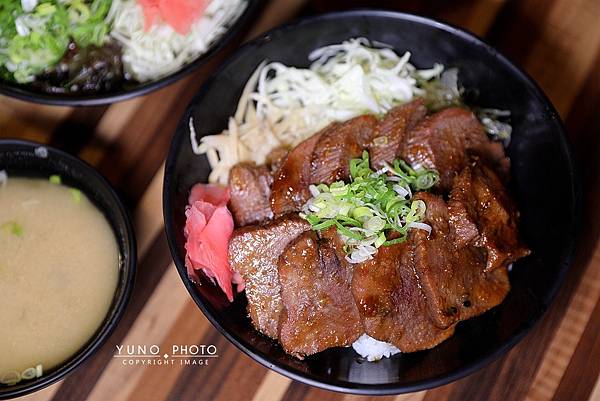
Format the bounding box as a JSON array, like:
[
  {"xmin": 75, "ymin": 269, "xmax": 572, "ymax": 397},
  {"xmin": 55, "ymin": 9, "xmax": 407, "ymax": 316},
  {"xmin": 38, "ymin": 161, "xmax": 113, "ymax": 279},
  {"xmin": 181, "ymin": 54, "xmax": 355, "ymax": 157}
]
[
  {"xmin": 589, "ymin": 377, "xmax": 600, "ymax": 401},
  {"xmin": 0, "ymin": 97, "xmax": 71, "ymax": 144},
  {"xmin": 85, "ymin": 266, "xmax": 191, "ymax": 401},
  {"xmin": 251, "ymin": 373, "xmax": 292, "ymax": 401},
  {"xmin": 551, "ymin": 296, "xmax": 600, "ymax": 401},
  {"xmin": 49, "ymin": 106, "xmax": 108, "ymax": 154},
  {"xmin": 124, "ymin": 301, "xmax": 211, "ymax": 401},
  {"xmin": 79, "ymin": 98, "xmax": 145, "ymax": 166}
]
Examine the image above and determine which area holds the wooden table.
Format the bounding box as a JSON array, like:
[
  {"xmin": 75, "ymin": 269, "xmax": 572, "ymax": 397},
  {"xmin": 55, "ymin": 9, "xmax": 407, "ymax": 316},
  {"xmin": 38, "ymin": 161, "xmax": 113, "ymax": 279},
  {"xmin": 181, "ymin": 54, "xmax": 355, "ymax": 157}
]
[{"xmin": 2, "ymin": 0, "xmax": 600, "ymax": 400}]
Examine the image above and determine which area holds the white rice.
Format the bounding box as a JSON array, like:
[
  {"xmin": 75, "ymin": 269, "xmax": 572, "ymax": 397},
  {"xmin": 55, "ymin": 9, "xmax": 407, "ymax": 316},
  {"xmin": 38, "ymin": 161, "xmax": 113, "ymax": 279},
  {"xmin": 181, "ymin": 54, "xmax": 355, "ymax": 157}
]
[{"xmin": 352, "ymin": 334, "xmax": 400, "ymax": 361}]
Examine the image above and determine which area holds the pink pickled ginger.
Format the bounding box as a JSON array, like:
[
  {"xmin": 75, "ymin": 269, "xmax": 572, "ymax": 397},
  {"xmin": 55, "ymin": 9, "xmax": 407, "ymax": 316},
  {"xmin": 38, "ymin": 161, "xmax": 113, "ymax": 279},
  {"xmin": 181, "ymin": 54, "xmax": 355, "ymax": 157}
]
[
  {"xmin": 138, "ymin": 0, "xmax": 210, "ymax": 35},
  {"xmin": 184, "ymin": 183, "xmax": 244, "ymax": 302}
]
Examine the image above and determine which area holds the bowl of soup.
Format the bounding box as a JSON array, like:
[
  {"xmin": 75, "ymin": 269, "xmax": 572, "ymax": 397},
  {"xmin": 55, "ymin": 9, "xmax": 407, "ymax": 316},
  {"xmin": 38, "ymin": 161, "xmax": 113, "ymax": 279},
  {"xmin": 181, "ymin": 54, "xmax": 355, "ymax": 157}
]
[{"xmin": 0, "ymin": 140, "xmax": 136, "ymax": 399}]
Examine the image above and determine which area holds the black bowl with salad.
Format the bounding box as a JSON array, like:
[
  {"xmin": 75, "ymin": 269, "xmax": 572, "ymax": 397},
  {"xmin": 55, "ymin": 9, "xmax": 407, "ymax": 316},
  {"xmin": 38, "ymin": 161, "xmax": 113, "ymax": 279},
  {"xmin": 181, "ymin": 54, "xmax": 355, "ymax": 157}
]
[{"xmin": 0, "ymin": 0, "xmax": 261, "ymax": 105}]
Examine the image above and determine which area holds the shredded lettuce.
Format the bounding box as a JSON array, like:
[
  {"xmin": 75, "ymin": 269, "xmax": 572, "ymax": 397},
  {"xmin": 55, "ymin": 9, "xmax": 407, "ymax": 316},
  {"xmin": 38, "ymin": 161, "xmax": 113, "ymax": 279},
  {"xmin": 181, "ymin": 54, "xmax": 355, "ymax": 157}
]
[
  {"xmin": 301, "ymin": 151, "xmax": 438, "ymax": 263},
  {"xmin": 0, "ymin": 0, "xmax": 112, "ymax": 83}
]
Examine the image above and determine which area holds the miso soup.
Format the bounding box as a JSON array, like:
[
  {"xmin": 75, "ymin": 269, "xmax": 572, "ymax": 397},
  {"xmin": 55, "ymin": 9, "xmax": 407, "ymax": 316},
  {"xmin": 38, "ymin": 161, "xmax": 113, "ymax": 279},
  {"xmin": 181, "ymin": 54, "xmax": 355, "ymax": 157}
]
[{"xmin": 0, "ymin": 177, "xmax": 119, "ymax": 385}]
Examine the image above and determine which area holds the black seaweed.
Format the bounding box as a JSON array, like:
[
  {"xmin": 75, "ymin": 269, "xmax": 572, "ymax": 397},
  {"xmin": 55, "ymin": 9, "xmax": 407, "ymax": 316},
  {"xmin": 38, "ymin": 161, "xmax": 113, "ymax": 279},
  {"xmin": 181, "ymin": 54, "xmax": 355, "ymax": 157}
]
[{"xmin": 31, "ymin": 41, "xmax": 126, "ymax": 95}]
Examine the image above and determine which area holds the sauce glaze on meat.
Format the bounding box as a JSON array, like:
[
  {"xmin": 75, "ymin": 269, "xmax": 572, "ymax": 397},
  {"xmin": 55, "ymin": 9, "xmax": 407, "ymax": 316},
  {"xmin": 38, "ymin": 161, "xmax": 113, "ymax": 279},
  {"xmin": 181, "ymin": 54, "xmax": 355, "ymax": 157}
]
[{"xmin": 225, "ymin": 102, "xmax": 529, "ymax": 359}]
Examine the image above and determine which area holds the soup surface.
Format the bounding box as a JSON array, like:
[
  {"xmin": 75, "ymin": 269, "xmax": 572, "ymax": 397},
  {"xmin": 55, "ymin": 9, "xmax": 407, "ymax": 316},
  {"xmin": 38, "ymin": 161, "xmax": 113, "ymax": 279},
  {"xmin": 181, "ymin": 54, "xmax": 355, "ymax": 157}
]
[{"xmin": 0, "ymin": 178, "xmax": 119, "ymax": 378}]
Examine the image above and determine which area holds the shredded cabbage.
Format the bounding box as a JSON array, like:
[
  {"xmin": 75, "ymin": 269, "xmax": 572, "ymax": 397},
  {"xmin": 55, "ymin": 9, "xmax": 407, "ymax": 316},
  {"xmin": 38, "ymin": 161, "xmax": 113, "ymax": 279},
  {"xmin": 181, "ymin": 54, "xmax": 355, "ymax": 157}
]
[
  {"xmin": 193, "ymin": 38, "xmax": 446, "ymax": 184},
  {"xmin": 192, "ymin": 38, "xmax": 514, "ymax": 185},
  {"xmin": 109, "ymin": 0, "xmax": 247, "ymax": 82}
]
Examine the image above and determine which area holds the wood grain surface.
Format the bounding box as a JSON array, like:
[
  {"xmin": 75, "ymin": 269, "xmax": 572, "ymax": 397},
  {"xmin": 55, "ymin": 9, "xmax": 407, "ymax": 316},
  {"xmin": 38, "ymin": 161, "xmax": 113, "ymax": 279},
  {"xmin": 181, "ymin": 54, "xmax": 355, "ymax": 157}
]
[{"xmin": 1, "ymin": 1, "xmax": 599, "ymax": 400}]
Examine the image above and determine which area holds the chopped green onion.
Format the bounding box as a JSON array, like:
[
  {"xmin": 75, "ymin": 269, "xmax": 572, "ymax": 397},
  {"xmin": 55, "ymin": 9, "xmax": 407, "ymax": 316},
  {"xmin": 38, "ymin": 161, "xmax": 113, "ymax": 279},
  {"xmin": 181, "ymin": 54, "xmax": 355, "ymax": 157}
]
[
  {"xmin": 414, "ymin": 170, "xmax": 439, "ymax": 190},
  {"xmin": 69, "ymin": 188, "xmax": 82, "ymax": 203},
  {"xmin": 0, "ymin": 371, "xmax": 20, "ymax": 386},
  {"xmin": 20, "ymin": 368, "xmax": 37, "ymax": 380},
  {"xmin": 365, "ymin": 216, "xmax": 385, "ymax": 232},
  {"xmin": 302, "ymin": 150, "xmax": 438, "ymax": 262},
  {"xmin": 352, "ymin": 206, "xmax": 373, "ymax": 221},
  {"xmin": 312, "ymin": 219, "xmax": 337, "ymax": 231},
  {"xmin": 1, "ymin": 221, "xmax": 23, "ymax": 237},
  {"xmin": 334, "ymin": 221, "xmax": 363, "ymax": 240},
  {"xmin": 49, "ymin": 175, "xmax": 61, "ymax": 185},
  {"xmin": 383, "ymin": 237, "xmax": 408, "ymax": 246},
  {"xmin": 336, "ymin": 215, "xmax": 361, "ymax": 226},
  {"xmin": 374, "ymin": 232, "xmax": 386, "ymax": 248},
  {"xmin": 305, "ymin": 214, "xmax": 320, "ymax": 226}
]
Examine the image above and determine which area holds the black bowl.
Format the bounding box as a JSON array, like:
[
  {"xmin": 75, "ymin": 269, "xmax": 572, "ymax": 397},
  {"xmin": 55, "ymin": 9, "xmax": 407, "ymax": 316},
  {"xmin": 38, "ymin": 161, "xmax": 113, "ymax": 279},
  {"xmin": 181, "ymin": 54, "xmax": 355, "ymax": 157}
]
[
  {"xmin": 163, "ymin": 11, "xmax": 580, "ymax": 395},
  {"xmin": 0, "ymin": 0, "xmax": 262, "ymax": 107},
  {"xmin": 0, "ymin": 140, "xmax": 136, "ymax": 399}
]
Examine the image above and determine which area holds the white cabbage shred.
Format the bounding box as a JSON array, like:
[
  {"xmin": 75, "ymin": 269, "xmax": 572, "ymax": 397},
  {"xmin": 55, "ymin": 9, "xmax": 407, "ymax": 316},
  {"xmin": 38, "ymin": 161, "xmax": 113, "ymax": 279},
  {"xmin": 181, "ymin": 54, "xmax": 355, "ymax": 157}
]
[
  {"xmin": 192, "ymin": 38, "xmax": 445, "ymax": 184},
  {"xmin": 109, "ymin": 0, "xmax": 247, "ymax": 82}
]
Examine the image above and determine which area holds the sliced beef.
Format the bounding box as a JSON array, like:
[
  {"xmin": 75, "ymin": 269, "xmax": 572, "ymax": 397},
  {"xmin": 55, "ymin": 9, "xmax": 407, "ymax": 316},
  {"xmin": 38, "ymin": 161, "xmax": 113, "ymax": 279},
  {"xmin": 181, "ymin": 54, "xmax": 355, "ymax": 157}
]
[
  {"xmin": 351, "ymin": 238, "xmax": 455, "ymax": 352},
  {"xmin": 368, "ymin": 99, "xmax": 427, "ymax": 169},
  {"xmin": 228, "ymin": 163, "xmax": 273, "ymax": 227},
  {"xmin": 270, "ymin": 132, "xmax": 324, "ymax": 217},
  {"xmin": 266, "ymin": 147, "xmax": 289, "ymax": 174},
  {"xmin": 278, "ymin": 231, "xmax": 362, "ymax": 358},
  {"xmin": 228, "ymin": 215, "xmax": 310, "ymax": 338},
  {"xmin": 411, "ymin": 192, "xmax": 513, "ymax": 327},
  {"xmin": 310, "ymin": 115, "xmax": 378, "ymax": 184},
  {"xmin": 448, "ymin": 160, "xmax": 530, "ymax": 272},
  {"xmin": 402, "ymin": 107, "xmax": 509, "ymax": 191}
]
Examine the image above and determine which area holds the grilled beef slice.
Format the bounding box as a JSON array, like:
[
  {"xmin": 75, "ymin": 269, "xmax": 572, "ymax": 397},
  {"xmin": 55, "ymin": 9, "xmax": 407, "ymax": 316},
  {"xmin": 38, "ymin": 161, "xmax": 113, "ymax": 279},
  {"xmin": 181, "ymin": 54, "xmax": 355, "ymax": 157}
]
[
  {"xmin": 310, "ymin": 115, "xmax": 378, "ymax": 184},
  {"xmin": 402, "ymin": 107, "xmax": 509, "ymax": 191},
  {"xmin": 277, "ymin": 231, "xmax": 362, "ymax": 358},
  {"xmin": 270, "ymin": 132, "xmax": 325, "ymax": 217},
  {"xmin": 368, "ymin": 99, "xmax": 427, "ymax": 169},
  {"xmin": 228, "ymin": 215, "xmax": 310, "ymax": 338},
  {"xmin": 448, "ymin": 160, "xmax": 530, "ymax": 272},
  {"xmin": 411, "ymin": 191, "xmax": 517, "ymax": 327},
  {"xmin": 228, "ymin": 163, "xmax": 273, "ymax": 226},
  {"xmin": 351, "ymin": 238, "xmax": 455, "ymax": 352}
]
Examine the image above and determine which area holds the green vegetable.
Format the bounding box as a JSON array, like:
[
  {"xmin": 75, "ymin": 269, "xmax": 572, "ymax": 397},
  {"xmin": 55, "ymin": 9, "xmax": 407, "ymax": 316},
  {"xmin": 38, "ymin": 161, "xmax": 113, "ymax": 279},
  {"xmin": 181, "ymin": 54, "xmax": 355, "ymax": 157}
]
[
  {"xmin": 417, "ymin": 68, "xmax": 463, "ymax": 111},
  {"xmin": 301, "ymin": 151, "xmax": 438, "ymax": 261},
  {"xmin": 1, "ymin": 221, "xmax": 23, "ymax": 237},
  {"xmin": 0, "ymin": 0, "xmax": 113, "ymax": 83},
  {"xmin": 49, "ymin": 174, "xmax": 61, "ymax": 184},
  {"xmin": 69, "ymin": 188, "xmax": 82, "ymax": 203}
]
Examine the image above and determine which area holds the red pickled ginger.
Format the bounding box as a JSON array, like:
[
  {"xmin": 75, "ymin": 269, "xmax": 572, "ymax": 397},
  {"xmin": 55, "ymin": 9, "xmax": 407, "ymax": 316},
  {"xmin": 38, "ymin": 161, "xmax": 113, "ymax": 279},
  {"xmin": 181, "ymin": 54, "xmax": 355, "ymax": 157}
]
[
  {"xmin": 184, "ymin": 183, "xmax": 244, "ymax": 302},
  {"xmin": 138, "ymin": 0, "xmax": 210, "ymax": 35}
]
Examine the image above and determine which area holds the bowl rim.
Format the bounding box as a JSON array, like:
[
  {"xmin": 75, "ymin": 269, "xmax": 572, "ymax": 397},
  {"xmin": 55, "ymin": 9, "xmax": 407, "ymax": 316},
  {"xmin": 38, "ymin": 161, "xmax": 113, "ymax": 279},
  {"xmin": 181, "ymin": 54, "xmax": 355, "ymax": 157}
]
[
  {"xmin": 0, "ymin": 139, "xmax": 137, "ymax": 399},
  {"xmin": 0, "ymin": 0, "xmax": 263, "ymax": 107},
  {"xmin": 163, "ymin": 9, "xmax": 581, "ymax": 395}
]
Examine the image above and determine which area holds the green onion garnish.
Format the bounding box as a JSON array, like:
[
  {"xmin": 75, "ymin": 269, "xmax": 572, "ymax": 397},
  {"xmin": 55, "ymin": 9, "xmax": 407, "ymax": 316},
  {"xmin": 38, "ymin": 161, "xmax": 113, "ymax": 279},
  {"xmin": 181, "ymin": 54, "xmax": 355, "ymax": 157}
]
[
  {"xmin": 69, "ymin": 188, "xmax": 82, "ymax": 203},
  {"xmin": 301, "ymin": 151, "xmax": 438, "ymax": 263},
  {"xmin": 49, "ymin": 175, "xmax": 62, "ymax": 185},
  {"xmin": 1, "ymin": 221, "xmax": 23, "ymax": 237}
]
